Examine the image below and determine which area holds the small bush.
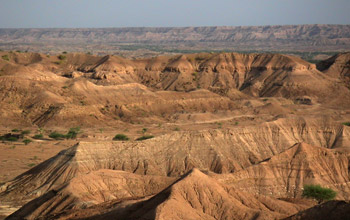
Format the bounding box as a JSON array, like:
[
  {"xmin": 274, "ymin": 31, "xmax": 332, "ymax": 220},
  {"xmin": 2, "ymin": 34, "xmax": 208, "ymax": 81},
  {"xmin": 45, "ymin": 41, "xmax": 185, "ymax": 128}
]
[
  {"xmin": 343, "ymin": 122, "xmax": 350, "ymax": 127},
  {"xmin": 58, "ymin": 55, "xmax": 66, "ymax": 60},
  {"xmin": 23, "ymin": 139, "xmax": 32, "ymax": 145},
  {"xmin": 142, "ymin": 128, "xmax": 148, "ymax": 134},
  {"xmin": 1, "ymin": 55, "xmax": 9, "ymax": 61},
  {"xmin": 6, "ymin": 136, "xmax": 18, "ymax": 142},
  {"xmin": 53, "ymin": 61, "xmax": 63, "ymax": 65},
  {"xmin": 113, "ymin": 134, "xmax": 130, "ymax": 141},
  {"xmin": 32, "ymin": 134, "xmax": 44, "ymax": 139},
  {"xmin": 136, "ymin": 135, "xmax": 154, "ymax": 141},
  {"xmin": 66, "ymin": 127, "xmax": 80, "ymax": 139},
  {"xmin": 28, "ymin": 163, "xmax": 36, "ymax": 167},
  {"xmin": 302, "ymin": 184, "xmax": 336, "ymax": 203},
  {"xmin": 49, "ymin": 132, "xmax": 66, "ymax": 140},
  {"xmin": 21, "ymin": 130, "xmax": 31, "ymax": 135},
  {"xmin": 11, "ymin": 129, "xmax": 20, "ymax": 132},
  {"xmin": 62, "ymin": 51, "xmax": 67, "ymax": 54}
]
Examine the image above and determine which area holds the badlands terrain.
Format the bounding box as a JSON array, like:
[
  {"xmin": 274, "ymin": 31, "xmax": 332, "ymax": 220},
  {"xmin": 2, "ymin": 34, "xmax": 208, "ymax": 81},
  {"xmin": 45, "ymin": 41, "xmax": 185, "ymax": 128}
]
[{"xmin": 0, "ymin": 50, "xmax": 350, "ymax": 219}]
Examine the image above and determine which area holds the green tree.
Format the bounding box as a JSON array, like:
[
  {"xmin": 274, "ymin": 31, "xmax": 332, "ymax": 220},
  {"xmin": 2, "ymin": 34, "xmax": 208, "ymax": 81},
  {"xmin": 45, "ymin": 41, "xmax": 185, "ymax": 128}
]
[
  {"xmin": 23, "ymin": 139, "xmax": 32, "ymax": 145},
  {"xmin": 302, "ymin": 184, "xmax": 336, "ymax": 203}
]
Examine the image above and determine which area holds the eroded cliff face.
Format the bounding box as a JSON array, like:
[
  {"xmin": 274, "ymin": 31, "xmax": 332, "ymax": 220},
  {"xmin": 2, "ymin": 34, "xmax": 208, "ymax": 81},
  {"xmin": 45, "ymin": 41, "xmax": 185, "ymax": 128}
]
[
  {"xmin": 317, "ymin": 52, "xmax": 350, "ymax": 89},
  {"xmin": 1, "ymin": 118, "xmax": 347, "ymax": 203}
]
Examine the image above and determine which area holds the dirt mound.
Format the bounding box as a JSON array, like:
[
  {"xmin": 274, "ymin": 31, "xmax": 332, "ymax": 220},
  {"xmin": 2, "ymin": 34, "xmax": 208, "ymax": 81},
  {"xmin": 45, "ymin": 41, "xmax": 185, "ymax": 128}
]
[
  {"xmin": 28, "ymin": 169, "xmax": 313, "ymax": 220},
  {"xmin": 284, "ymin": 200, "xmax": 350, "ymax": 220},
  {"xmin": 6, "ymin": 169, "xmax": 176, "ymax": 220}
]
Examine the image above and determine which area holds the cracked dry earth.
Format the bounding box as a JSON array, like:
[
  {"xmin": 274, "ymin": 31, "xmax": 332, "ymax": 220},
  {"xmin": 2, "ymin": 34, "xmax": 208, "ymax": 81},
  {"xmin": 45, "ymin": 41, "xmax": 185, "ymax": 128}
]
[{"xmin": 1, "ymin": 51, "xmax": 350, "ymax": 219}]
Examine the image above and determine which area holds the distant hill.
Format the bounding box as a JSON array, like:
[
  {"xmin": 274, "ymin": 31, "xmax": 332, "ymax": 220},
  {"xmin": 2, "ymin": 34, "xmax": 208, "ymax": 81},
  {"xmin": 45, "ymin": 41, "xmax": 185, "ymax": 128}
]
[{"xmin": 0, "ymin": 24, "xmax": 350, "ymax": 55}]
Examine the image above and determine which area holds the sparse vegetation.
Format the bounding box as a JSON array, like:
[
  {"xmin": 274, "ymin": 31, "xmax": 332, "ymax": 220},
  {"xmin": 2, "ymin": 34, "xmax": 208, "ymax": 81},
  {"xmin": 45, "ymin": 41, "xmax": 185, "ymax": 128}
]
[
  {"xmin": 5, "ymin": 136, "xmax": 18, "ymax": 142},
  {"xmin": 28, "ymin": 163, "xmax": 36, "ymax": 167},
  {"xmin": 174, "ymin": 127, "xmax": 180, "ymax": 131},
  {"xmin": 136, "ymin": 135, "xmax": 154, "ymax": 141},
  {"xmin": 48, "ymin": 127, "xmax": 80, "ymax": 140},
  {"xmin": 58, "ymin": 55, "xmax": 66, "ymax": 60},
  {"xmin": 32, "ymin": 134, "xmax": 44, "ymax": 140},
  {"xmin": 53, "ymin": 60, "xmax": 63, "ymax": 65},
  {"xmin": 62, "ymin": 86, "xmax": 68, "ymax": 89},
  {"xmin": 302, "ymin": 184, "xmax": 337, "ymax": 203},
  {"xmin": 66, "ymin": 127, "xmax": 80, "ymax": 139},
  {"xmin": 21, "ymin": 130, "xmax": 31, "ymax": 135},
  {"xmin": 142, "ymin": 128, "xmax": 148, "ymax": 134},
  {"xmin": 113, "ymin": 134, "xmax": 130, "ymax": 141},
  {"xmin": 62, "ymin": 51, "xmax": 67, "ymax": 54},
  {"xmin": 11, "ymin": 129, "xmax": 20, "ymax": 132},
  {"xmin": 23, "ymin": 139, "xmax": 32, "ymax": 145},
  {"xmin": 49, "ymin": 132, "xmax": 66, "ymax": 140},
  {"xmin": 0, "ymin": 134, "xmax": 20, "ymax": 142},
  {"xmin": 1, "ymin": 55, "xmax": 9, "ymax": 61},
  {"xmin": 343, "ymin": 122, "xmax": 350, "ymax": 127},
  {"xmin": 235, "ymin": 121, "xmax": 239, "ymax": 125}
]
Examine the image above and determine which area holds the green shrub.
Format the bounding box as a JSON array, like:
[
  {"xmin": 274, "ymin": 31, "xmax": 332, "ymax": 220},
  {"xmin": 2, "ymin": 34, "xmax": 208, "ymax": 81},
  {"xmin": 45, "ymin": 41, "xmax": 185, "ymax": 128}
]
[
  {"xmin": 32, "ymin": 134, "xmax": 44, "ymax": 139},
  {"xmin": 62, "ymin": 51, "xmax": 67, "ymax": 54},
  {"xmin": 1, "ymin": 55, "xmax": 9, "ymax": 61},
  {"xmin": 11, "ymin": 129, "xmax": 20, "ymax": 132},
  {"xmin": 49, "ymin": 132, "xmax": 66, "ymax": 140},
  {"xmin": 142, "ymin": 128, "xmax": 148, "ymax": 134},
  {"xmin": 343, "ymin": 122, "xmax": 350, "ymax": 127},
  {"xmin": 302, "ymin": 184, "xmax": 336, "ymax": 203},
  {"xmin": 21, "ymin": 130, "xmax": 31, "ymax": 135},
  {"xmin": 136, "ymin": 135, "xmax": 154, "ymax": 141},
  {"xmin": 58, "ymin": 55, "xmax": 66, "ymax": 60},
  {"xmin": 1, "ymin": 135, "xmax": 19, "ymax": 142},
  {"xmin": 113, "ymin": 134, "xmax": 129, "ymax": 141},
  {"xmin": 28, "ymin": 163, "xmax": 36, "ymax": 167},
  {"xmin": 53, "ymin": 61, "xmax": 63, "ymax": 65},
  {"xmin": 6, "ymin": 136, "xmax": 18, "ymax": 142},
  {"xmin": 65, "ymin": 127, "xmax": 80, "ymax": 139},
  {"xmin": 23, "ymin": 139, "xmax": 32, "ymax": 145}
]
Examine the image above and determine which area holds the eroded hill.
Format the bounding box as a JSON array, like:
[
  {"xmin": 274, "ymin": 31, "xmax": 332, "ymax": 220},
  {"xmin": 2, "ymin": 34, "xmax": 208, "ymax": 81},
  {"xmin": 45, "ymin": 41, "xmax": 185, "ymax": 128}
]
[{"xmin": 1, "ymin": 51, "xmax": 350, "ymax": 219}]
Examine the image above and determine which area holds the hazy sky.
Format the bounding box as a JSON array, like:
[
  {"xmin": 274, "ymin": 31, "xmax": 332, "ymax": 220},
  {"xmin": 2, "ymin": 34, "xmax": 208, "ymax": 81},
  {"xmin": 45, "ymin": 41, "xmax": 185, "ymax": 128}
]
[{"xmin": 0, "ymin": 0, "xmax": 349, "ymax": 28}]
